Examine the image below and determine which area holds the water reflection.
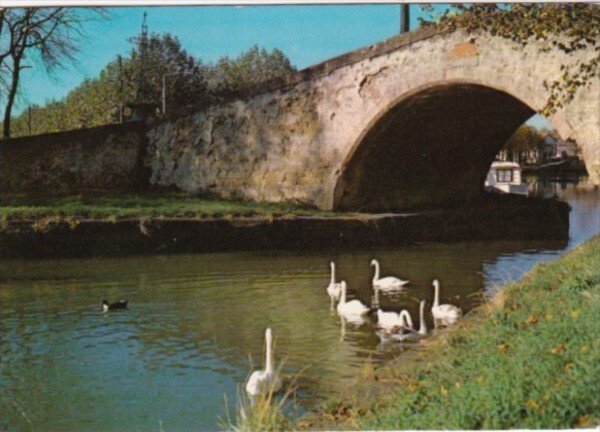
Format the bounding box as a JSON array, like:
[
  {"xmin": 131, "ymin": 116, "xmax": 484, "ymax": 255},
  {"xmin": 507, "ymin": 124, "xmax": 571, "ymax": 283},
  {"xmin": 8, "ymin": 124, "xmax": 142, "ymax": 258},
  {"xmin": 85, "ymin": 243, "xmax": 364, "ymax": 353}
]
[{"xmin": 0, "ymin": 178, "xmax": 598, "ymax": 431}]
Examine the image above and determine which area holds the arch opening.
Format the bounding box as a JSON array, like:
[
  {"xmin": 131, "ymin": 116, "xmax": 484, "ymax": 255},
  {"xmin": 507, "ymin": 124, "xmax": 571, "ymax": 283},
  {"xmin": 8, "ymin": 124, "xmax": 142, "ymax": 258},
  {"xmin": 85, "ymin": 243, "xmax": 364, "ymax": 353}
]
[{"xmin": 333, "ymin": 83, "xmax": 535, "ymax": 212}]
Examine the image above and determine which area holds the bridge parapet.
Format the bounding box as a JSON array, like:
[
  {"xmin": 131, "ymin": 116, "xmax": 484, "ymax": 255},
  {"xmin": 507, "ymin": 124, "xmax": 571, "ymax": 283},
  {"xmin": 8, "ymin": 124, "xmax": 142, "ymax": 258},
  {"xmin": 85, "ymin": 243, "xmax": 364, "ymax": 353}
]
[{"xmin": 169, "ymin": 25, "xmax": 445, "ymax": 118}]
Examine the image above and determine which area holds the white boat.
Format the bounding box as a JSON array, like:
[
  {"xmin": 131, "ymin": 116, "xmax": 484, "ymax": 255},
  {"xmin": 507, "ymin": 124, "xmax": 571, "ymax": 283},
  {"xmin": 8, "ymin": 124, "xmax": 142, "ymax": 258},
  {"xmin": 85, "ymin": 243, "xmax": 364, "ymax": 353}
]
[{"xmin": 484, "ymin": 161, "xmax": 529, "ymax": 196}]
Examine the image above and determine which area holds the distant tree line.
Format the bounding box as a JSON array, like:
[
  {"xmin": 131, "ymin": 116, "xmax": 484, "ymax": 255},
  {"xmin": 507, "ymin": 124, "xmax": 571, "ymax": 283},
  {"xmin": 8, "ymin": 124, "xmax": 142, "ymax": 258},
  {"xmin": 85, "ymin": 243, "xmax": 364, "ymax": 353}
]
[
  {"xmin": 1, "ymin": 13, "xmax": 296, "ymax": 138},
  {"xmin": 498, "ymin": 124, "xmax": 547, "ymax": 164},
  {"xmin": 496, "ymin": 124, "xmax": 582, "ymax": 165}
]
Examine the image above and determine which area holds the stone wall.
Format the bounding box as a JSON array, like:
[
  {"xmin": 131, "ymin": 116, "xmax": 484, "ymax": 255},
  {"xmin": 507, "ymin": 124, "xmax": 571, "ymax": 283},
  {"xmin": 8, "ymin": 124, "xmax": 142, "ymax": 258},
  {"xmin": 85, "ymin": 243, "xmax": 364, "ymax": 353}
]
[
  {"xmin": 147, "ymin": 82, "xmax": 326, "ymax": 207},
  {"xmin": 1, "ymin": 122, "xmax": 147, "ymax": 194},
  {"xmin": 0, "ymin": 196, "xmax": 570, "ymax": 259}
]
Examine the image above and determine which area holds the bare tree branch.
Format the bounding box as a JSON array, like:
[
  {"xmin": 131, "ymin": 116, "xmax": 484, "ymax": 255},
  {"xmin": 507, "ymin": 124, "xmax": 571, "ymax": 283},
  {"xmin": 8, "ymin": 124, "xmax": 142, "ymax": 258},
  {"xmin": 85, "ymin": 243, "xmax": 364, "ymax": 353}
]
[{"xmin": 1, "ymin": 7, "xmax": 107, "ymax": 138}]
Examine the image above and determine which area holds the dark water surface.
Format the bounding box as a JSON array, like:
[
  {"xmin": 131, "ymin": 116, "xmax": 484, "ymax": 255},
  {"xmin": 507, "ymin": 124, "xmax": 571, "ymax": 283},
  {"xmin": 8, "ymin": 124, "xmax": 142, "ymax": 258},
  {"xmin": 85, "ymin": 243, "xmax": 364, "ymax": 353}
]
[{"xmin": 1, "ymin": 178, "xmax": 598, "ymax": 431}]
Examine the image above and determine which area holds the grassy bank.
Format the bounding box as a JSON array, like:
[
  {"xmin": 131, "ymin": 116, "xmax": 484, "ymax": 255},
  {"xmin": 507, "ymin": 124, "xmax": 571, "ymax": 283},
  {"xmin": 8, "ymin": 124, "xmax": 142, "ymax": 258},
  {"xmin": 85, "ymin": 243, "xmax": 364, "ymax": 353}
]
[
  {"xmin": 0, "ymin": 192, "xmax": 332, "ymax": 226},
  {"xmin": 312, "ymin": 235, "xmax": 600, "ymax": 429}
]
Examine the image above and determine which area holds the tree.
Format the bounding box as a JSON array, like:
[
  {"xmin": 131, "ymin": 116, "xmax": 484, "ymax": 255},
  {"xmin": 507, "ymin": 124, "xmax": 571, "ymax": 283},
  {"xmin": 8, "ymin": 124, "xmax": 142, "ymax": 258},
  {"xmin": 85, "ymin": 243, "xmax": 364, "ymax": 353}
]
[
  {"xmin": 423, "ymin": 4, "xmax": 600, "ymax": 115},
  {"xmin": 0, "ymin": 8, "xmax": 105, "ymax": 138},
  {"xmin": 2, "ymin": 32, "xmax": 209, "ymax": 135},
  {"xmin": 502, "ymin": 124, "xmax": 547, "ymax": 163},
  {"xmin": 207, "ymin": 45, "xmax": 296, "ymax": 94},
  {"xmin": 3, "ymin": 35, "xmax": 296, "ymax": 137},
  {"xmin": 127, "ymin": 32, "xmax": 207, "ymax": 111}
]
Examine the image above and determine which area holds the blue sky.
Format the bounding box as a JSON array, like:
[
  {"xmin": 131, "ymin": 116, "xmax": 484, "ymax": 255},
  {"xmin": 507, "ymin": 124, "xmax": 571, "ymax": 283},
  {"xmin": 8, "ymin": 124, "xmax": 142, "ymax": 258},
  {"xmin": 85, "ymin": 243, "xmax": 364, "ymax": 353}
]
[
  {"xmin": 17, "ymin": 5, "xmax": 420, "ymax": 112},
  {"xmin": 13, "ymin": 5, "xmax": 551, "ymax": 128}
]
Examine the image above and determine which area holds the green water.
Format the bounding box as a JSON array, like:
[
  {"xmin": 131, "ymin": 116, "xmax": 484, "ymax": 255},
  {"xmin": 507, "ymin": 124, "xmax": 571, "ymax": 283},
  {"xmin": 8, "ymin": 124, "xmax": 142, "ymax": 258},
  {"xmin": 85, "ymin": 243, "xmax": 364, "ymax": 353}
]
[{"xmin": 1, "ymin": 179, "xmax": 598, "ymax": 431}]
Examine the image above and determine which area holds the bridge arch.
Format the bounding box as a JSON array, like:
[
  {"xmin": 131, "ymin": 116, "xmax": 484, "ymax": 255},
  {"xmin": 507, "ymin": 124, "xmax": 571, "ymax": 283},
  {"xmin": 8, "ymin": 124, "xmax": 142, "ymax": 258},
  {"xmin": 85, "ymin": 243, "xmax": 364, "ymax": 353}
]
[{"xmin": 332, "ymin": 80, "xmax": 541, "ymax": 211}]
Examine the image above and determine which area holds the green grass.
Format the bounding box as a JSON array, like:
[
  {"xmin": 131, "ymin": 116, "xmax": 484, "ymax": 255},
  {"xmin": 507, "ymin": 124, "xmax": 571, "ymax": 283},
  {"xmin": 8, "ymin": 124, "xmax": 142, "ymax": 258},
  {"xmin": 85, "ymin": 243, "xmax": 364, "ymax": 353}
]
[
  {"xmin": 218, "ymin": 361, "xmax": 303, "ymax": 432},
  {"xmin": 0, "ymin": 191, "xmax": 334, "ymax": 225},
  {"xmin": 219, "ymin": 389, "xmax": 291, "ymax": 432},
  {"xmin": 331, "ymin": 235, "xmax": 600, "ymax": 429}
]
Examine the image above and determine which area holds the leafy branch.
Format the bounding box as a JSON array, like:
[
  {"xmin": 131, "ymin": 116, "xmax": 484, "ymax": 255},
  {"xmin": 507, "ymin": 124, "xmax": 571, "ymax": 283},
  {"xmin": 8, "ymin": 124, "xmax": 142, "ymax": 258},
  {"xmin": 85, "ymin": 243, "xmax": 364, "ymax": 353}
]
[{"xmin": 421, "ymin": 4, "xmax": 600, "ymax": 115}]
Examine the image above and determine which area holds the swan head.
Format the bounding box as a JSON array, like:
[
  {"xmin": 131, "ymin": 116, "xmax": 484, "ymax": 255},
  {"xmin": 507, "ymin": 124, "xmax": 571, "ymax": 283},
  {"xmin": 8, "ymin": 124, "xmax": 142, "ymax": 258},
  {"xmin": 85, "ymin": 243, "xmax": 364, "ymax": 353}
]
[
  {"xmin": 330, "ymin": 261, "xmax": 334, "ymax": 268},
  {"xmin": 370, "ymin": 259, "xmax": 377, "ymax": 266},
  {"xmin": 432, "ymin": 279, "xmax": 440, "ymax": 288}
]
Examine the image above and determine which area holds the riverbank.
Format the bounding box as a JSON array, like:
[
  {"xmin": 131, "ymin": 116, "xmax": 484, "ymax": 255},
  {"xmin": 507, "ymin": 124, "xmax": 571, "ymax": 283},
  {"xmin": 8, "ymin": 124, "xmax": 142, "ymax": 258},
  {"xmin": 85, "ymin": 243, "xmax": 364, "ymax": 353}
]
[
  {"xmin": 0, "ymin": 192, "xmax": 569, "ymax": 258},
  {"xmin": 522, "ymin": 157, "xmax": 588, "ymax": 176},
  {"xmin": 303, "ymin": 235, "xmax": 599, "ymax": 430},
  {"xmin": 0, "ymin": 191, "xmax": 329, "ymax": 222}
]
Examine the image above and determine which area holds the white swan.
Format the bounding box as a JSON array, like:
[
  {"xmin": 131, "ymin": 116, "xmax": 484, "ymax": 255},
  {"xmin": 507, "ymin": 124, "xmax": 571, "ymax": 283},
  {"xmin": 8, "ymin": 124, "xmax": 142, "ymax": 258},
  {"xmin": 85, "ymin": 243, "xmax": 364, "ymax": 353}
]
[
  {"xmin": 326, "ymin": 261, "xmax": 342, "ymax": 307},
  {"xmin": 431, "ymin": 279, "xmax": 462, "ymax": 327},
  {"xmin": 377, "ymin": 309, "xmax": 412, "ymax": 341},
  {"xmin": 370, "ymin": 259, "xmax": 409, "ymax": 290},
  {"xmin": 416, "ymin": 300, "xmax": 428, "ymax": 336},
  {"xmin": 376, "ymin": 309, "xmax": 403, "ymax": 330},
  {"xmin": 401, "ymin": 301, "xmax": 427, "ymax": 337},
  {"xmin": 337, "ymin": 281, "xmax": 370, "ymax": 319},
  {"xmin": 377, "ymin": 308, "xmax": 412, "ymax": 330},
  {"xmin": 378, "ymin": 300, "xmax": 427, "ymax": 341},
  {"xmin": 245, "ymin": 328, "xmax": 282, "ymax": 396},
  {"xmin": 385, "ymin": 302, "xmax": 428, "ymax": 342}
]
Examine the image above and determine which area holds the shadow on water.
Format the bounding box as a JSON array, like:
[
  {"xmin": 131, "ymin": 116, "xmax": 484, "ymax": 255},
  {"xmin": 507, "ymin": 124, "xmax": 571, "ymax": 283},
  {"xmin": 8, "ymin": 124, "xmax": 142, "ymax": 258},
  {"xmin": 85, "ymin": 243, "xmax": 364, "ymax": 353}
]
[{"xmin": 0, "ymin": 177, "xmax": 598, "ymax": 431}]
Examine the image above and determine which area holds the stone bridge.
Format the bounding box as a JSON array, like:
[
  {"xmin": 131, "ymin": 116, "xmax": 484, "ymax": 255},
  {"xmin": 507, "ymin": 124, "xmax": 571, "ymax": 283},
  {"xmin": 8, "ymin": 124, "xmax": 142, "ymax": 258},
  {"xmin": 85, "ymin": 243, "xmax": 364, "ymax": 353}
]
[{"xmin": 148, "ymin": 26, "xmax": 599, "ymax": 211}]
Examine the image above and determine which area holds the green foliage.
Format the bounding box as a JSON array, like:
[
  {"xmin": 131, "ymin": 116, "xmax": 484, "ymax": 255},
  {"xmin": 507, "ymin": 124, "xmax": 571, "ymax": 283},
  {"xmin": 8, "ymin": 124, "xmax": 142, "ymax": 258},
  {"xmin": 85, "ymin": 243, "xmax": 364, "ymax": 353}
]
[
  {"xmin": 5, "ymin": 33, "xmax": 206, "ymax": 135},
  {"xmin": 502, "ymin": 124, "xmax": 547, "ymax": 161},
  {"xmin": 0, "ymin": 192, "xmax": 331, "ymax": 227},
  {"xmin": 127, "ymin": 32, "xmax": 207, "ymax": 107},
  {"xmin": 355, "ymin": 236, "xmax": 600, "ymax": 429},
  {"xmin": 426, "ymin": 4, "xmax": 600, "ymax": 115},
  {"xmin": 207, "ymin": 45, "xmax": 296, "ymax": 94},
  {"xmin": 5, "ymin": 36, "xmax": 295, "ymax": 137},
  {"xmin": 219, "ymin": 366, "xmax": 294, "ymax": 432}
]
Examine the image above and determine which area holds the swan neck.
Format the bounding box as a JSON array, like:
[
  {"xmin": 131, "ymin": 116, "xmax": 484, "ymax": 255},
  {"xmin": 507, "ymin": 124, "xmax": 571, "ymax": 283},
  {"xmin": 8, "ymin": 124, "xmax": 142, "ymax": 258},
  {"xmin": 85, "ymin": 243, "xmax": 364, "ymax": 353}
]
[
  {"xmin": 340, "ymin": 283, "xmax": 347, "ymax": 305},
  {"xmin": 434, "ymin": 283, "xmax": 439, "ymax": 307},
  {"xmin": 330, "ymin": 262, "xmax": 335, "ymax": 284},
  {"xmin": 419, "ymin": 302, "xmax": 427, "ymax": 334},
  {"xmin": 373, "ymin": 261, "xmax": 379, "ymax": 282},
  {"xmin": 400, "ymin": 310, "xmax": 413, "ymax": 329},
  {"xmin": 265, "ymin": 329, "xmax": 273, "ymax": 373}
]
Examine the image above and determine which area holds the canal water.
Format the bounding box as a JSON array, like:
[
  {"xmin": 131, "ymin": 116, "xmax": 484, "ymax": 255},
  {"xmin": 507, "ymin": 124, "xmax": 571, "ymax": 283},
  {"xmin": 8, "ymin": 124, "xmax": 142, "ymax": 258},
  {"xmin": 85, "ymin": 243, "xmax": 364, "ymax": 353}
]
[{"xmin": 1, "ymin": 177, "xmax": 598, "ymax": 432}]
